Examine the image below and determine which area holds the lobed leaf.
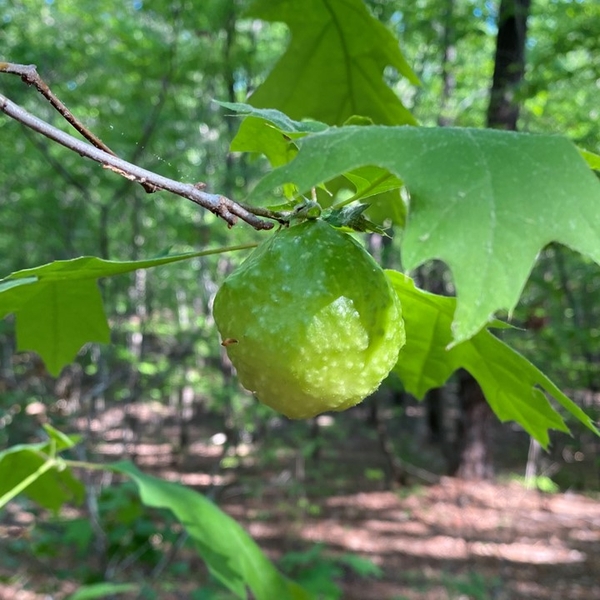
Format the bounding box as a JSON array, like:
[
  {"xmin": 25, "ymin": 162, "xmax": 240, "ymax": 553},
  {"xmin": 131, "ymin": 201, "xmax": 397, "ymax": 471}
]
[
  {"xmin": 247, "ymin": 0, "xmax": 418, "ymax": 126},
  {"xmin": 388, "ymin": 271, "xmax": 599, "ymax": 447},
  {"xmin": 251, "ymin": 125, "xmax": 600, "ymax": 342},
  {"xmin": 0, "ymin": 248, "xmax": 252, "ymax": 376}
]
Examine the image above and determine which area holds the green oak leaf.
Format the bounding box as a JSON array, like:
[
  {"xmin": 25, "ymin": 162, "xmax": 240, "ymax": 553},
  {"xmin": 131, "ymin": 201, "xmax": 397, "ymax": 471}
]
[
  {"xmin": 0, "ymin": 428, "xmax": 84, "ymax": 512},
  {"xmin": 16, "ymin": 278, "xmax": 110, "ymax": 377},
  {"xmin": 0, "ymin": 248, "xmax": 252, "ymax": 376},
  {"xmin": 247, "ymin": 0, "xmax": 418, "ymax": 126},
  {"xmin": 250, "ymin": 125, "xmax": 600, "ymax": 342},
  {"xmin": 221, "ymin": 101, "xmax": 327, "ymax": 169},
  {"xmin": 388, "ymin": 271, "xmax": 599, "ymax": 447},
  {"xmin": 223, "ymin": 103, "xmax": 406, "ymax": 223},
  {"xmin": 110, "ymin": 461, "xmax": 312, "ymax": 600}
]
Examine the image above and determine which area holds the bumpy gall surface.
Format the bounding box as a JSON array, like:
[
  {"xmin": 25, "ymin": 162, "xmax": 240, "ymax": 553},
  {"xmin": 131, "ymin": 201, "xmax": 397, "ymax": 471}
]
[{"xmin": 213, "ymin": 219, "xmax": 405, "ymax": 419}]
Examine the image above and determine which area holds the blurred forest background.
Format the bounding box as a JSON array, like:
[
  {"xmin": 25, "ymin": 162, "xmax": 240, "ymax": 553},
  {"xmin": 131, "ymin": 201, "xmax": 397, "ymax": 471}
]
[{"xmin": 1, "ymin": 1, "xmax": 600, "ymax": 599}]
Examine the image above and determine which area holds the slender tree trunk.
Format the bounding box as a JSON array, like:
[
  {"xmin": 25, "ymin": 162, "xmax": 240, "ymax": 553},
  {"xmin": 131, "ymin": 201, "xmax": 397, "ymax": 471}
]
[
  {"xmin": 487, "ymin": 0, "xmax": 531, "ymax": 130},
  {"xmin": 223, "ymin": 0, "xmax": 238, "ymax": 198},
  {"xmin": 454, "ymin": 371, "xmax": 495, "ymax": 479},
  {"xmin": 426, "ymin": 386, "xmax": 445, "ymax": 444},
  {"xmin": 437, "ymin": 0, "xmax": 456, "ymax": 127}
]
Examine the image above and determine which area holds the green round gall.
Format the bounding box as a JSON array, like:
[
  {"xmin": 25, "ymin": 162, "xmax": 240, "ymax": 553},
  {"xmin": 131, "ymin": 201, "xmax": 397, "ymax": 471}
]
[{"xmin": 213, "ymin": 219, "xmax": 405, "ymax": 419}]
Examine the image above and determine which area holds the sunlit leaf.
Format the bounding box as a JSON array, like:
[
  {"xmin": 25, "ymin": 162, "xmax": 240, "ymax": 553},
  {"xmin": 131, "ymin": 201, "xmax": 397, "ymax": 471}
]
[
  {"xmin": 0, "ymin": 248, "xmax": 253, "ymax": 376},
  {"xmin": 388, "ymin": 272, "xmax": 599, "ymax": 447},
  {"xmin": 110, "ymin": 461, "xmax": 312, "ymax": 600},
  {"xmin": 579, "ymin": 147, "xmax": 600, "ymax": 171},
  {"xmin": 247, "ymin": 0, "xmax": 418, "ymax": 125},
  {"xmin": 251, "ymin": 125, "xmax": 600, "ymax": 342}
]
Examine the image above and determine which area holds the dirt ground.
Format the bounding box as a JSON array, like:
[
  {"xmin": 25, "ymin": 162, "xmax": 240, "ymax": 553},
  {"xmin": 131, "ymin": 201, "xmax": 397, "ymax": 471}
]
[
  {"xmin": 240, "ymin": 479, "xmax": 600, "ymax": 599},
  {"xmin": 1, "ymin": 403, "xmax": 599, "ymax": 599}
]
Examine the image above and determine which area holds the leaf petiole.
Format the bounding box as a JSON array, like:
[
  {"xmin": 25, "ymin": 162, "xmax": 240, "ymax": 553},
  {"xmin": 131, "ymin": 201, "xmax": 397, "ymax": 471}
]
[
  {"xmin": 331, "ymin": 172, "xmax": 396, "ymax": 209},
  {"xmin": 0, "ymin": 457, "xmax": 57, "ymax": 510}
]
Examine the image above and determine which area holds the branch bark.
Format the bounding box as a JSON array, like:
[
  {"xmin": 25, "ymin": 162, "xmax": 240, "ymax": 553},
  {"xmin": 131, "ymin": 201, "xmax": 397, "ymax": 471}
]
[
  {"xmin": 0, "ymin": 62, "xmax": 279, "ymax": 230},
  {"xmin": 486, "ymin": 0, "xmax": 531, "ymax": 130}
]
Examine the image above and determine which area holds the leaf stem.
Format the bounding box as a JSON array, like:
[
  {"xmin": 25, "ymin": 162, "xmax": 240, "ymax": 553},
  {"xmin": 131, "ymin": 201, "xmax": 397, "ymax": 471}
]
[
  {"xmin": 62, "ymin": 459, "xmax": 114, "ymax": 471},
  {"xmin": 0, "ymin": 62, "xmax": 290, "ymax": 230},
  {"xmin": 331, "ymin": 172, "xmax": 396, "ymax": 209},
  {"xmin": 0, "ymin": 458, "xmax": 56, "ymax": 510}
]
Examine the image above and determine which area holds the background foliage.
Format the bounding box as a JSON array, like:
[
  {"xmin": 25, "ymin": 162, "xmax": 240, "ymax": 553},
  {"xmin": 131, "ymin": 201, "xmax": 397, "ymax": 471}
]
[{"xmin": 1, "ymin": 0, "xmax": 600, "ymax": 598}]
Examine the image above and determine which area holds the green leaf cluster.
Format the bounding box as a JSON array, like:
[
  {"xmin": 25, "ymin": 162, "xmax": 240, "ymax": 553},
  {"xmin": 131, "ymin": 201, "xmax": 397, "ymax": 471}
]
[
  {"xmin": 389, "ymin": 272, "xmax": 598, "ymax": 447},
  {"xmin": 0, "ymin": 427, "xmax": 313, "ymax": 598},
  {"xmin": 246, "ymin": 0, "xmax": 418, "ymax": 126},
  {"xmin": 1, "ymin": 0, "xmax": 599, "ymax": 487},
  {"xmin": 0, "ymin": 248, "xmax": 252, "ymax": 376},
  {"xmin": 247, "ymin": 119, "xmax": 600, "ymax": 343}
]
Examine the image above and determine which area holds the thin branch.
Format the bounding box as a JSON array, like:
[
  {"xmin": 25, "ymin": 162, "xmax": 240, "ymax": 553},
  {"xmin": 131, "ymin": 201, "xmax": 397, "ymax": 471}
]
[
  {"xmin": 0, "ymin": 61, "xmax": 116, "ymax": 155},
  {"xmin": 0, "ymin": 61, "xmax": 284, "ymax": 230},
  {"xmin": 0, "ymin": 91, "xmax": 277, "ymax": 229},
  {"xmin": 1, "ymin": 61, "xmax": 156, "ymax": 193}
]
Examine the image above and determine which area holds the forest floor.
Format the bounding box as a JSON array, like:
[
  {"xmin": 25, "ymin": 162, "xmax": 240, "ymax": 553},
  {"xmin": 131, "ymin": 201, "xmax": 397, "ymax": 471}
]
[
  {"xmin": 232, "ymin": 478, "xmax": 600, "ymax": 600},
  {"xmin": 1, "ymin": 401, "xmax": 600, "ymax": 599}
]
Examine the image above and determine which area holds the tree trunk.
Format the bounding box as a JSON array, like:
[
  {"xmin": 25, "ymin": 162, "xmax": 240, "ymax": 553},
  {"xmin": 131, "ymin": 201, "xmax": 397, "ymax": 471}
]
[
  {"xmin": 452, "ymin": 0, "xmax": 532, "ymax": 479},
  {"xmin": 437, "ymin": 0, "xmax": 456, "ymax": 127},
  {"xmin": 453, "ymin": 371, "xmax": 495, "ymax": 480},
  {"xmin": 487, "ymin": 0, "xmax": 531, "ymax": 130}
]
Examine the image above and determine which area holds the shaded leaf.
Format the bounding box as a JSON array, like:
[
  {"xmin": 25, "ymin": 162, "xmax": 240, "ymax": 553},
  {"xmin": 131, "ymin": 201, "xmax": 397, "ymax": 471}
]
[
  {"xmin": 251, "ymin": 125, "xmax": 600, "ymax": 342},
  {"xmin": 0, "ymin": 445, "xmax": 84, "ymax": 512},
  {"xmin": 0, "ymin": 248, "xmax": 252, "ymax": 376},
  {"xmin": 16, "ymin": 278, "xmax": 110, "ymax": 377},
  {"xmin": 110, "ymin": 461, "xmax": 313, "ymax": 600},
  {"xmin": 388, "ymin": 271, "xmax": 599, "ymax": 447},
  {"xmin": 247, "ymin": 0, "xmax": 418, "ymax": 125}
]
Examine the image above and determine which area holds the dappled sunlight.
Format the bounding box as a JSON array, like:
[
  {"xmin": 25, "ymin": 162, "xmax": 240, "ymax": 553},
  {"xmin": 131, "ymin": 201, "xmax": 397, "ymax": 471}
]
[
  {"xmin": 159, "ymin": 471, "xmax": 233, "ymax": 488},
  {"xmin": 469, "ymin": 540, "xmax": 585, "ymax": 564},
  {"xmin": 222, "ymin": 477, "xmax": 600, "ymax": 600},
  {"xmin": 186, "ymin": 441, "xmax": 227, "ymax": 458}
]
